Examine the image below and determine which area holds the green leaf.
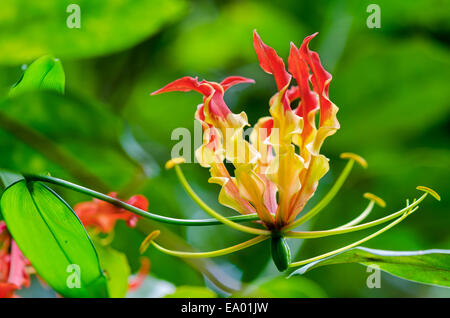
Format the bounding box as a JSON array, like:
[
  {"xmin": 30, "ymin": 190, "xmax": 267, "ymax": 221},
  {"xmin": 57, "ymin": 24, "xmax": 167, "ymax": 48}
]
[
  {"xmin": 164, "ymin": 286, "xmax": 217, "ymax": 298},
  {"xmin": 93, "ymin": 240, "xmax": 131, "ymax": 298},
  {"xmin": 0, "ymin": 170, "xmax": 24, "ymax": 221},
  {"xmin": 9, "ymin": 55, "xmax": 65, "ymax": 96},
  {"xmin": 0, "ymin": 169, "xmax": 24, "ymax": 189},
  {"xmin": 290, "ymin": 247, "xmax": 450, "ymax": 288},
  {"xmin": 0, "ymin": 180, "xmax": 109, "ymax": 297}
]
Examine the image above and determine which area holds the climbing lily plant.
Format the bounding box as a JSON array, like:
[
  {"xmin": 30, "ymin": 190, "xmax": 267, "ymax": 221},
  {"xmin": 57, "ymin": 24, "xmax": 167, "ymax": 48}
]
[{"xmin": 0, "ymin": 32, "xmax": 448, "ymax": 298}]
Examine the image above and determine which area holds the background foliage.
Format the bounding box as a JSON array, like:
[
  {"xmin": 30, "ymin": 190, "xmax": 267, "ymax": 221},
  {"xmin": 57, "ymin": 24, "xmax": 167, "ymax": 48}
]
[{"xmin": 0, "ymin": 0, "xmax": 448, "ymax": 297}]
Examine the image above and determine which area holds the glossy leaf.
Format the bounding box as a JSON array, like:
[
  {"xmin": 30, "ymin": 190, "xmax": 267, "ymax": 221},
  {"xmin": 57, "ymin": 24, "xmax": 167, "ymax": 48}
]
[
  {"xmin": 290, "ymin": 247, "xmax": 450, "ymax": 287},
  {"xmin": 0, "ymin": 180, "xmax": 109, "ymax": 297},
  {"xmin": 0, "ymin": 170, "xmax": 24, "ymax": 222},
  {"xmin": 9, "ymin": 55, "xmax": 65, "ymax": 97},
  {"xmin": 93, "ymin": 240, "xmax": 131, "ymax": 298},
  {"xmin": 0, "ymin": 170, "xmax": 24, "ymax": 189}
]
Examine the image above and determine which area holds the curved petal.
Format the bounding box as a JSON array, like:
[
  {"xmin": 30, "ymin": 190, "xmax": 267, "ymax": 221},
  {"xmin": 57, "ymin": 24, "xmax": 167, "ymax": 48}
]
[
  {"xmin": 288, "ymin": 42, "xmax": 320, "ymax": 163},
  {"xmin": 287, "ymin": 154, "xmax": 329, "ymax": 223},
  {"xmin": 208, "ymin": 163, "xmax": 255, "ymax": 215},
  {"xmin": 235, "ymin": 164, "xmax": 274, "ymax": 225},
  {"xmin": 151, "ymin": 76, "xmax": 212, "ymax": 96},
  {"xmin": 220, "ymin": 76, "xmax": 255, "ymax": 91},
  {"xmin": 298, "ymin": 34, "xmax": 339, "ymax": 153},
  {"xmin": 253, "ymin": 30, "xmax": 291, "ymax": 92}
]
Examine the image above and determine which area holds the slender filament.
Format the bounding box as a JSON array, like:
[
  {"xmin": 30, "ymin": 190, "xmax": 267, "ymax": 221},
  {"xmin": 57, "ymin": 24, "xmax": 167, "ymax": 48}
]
[
  {"xmin": 151, "ymin": 235, "xmax": 270, "ymax": 258},
  {"xmin": 289, "ymin": 206, "xmax": 418, "ymax": 268},
  {"xmin": 332, "ymin": 200, "xmax": 375, "ymax": 229},
  {"xmin": 284, "ymin": 194, "xmax": 426, "ymax": 238}
]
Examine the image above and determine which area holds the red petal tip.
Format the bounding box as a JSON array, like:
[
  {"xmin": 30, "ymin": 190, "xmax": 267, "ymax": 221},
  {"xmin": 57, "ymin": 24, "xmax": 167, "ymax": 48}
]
[
  {"xmin": 290, "ymin": 42, "xmax": 298, "ymax": 50},
  {"xmin": 305, "ymin": 32, "xmax": 319, "ymax": 42},
  {"xmin": 150, "ymin": 76, "xmax": 206, "ymax": 96}
]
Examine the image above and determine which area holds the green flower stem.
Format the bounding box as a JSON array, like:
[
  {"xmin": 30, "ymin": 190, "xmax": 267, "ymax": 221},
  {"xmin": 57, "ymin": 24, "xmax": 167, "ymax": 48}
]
[
  {"xmin": 151, "ymin": 235, "xmax": 269, "ymax": 258},
  {"xmin": 284, "ymin": 194, "xmax": 426, "ymax": 238},
  {"xmin": 283, "ymin": 159, "xmax": 355, "ymax": 231},
  {"xmin": 174, "ymin": 165, "xmax": 271, "ymax": 236},
  {"xmin": 289, "ymin": 206, "xmax": 418, "ymax": 268},
  {"xmin": 24, "ymin": 174, "xmax": 260, "ymax": 227}
]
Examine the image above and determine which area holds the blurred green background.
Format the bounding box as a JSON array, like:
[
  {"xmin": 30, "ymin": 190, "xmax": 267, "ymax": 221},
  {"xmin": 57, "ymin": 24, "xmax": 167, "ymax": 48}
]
[{"xmin": 1, "ymin": 0, "xmax": 449, "ymax": 297}]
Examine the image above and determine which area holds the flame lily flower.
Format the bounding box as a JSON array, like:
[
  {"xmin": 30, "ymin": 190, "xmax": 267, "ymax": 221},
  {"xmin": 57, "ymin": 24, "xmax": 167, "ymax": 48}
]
[
  {"xmin": 148, "ymin": 31, "xmax": 440, "ymax": 271},
  {"xmin": 0, "ymin": 221, "xmax": 31, "ymax": 298},
  {"xmin": 74, "ymin": 192, "xmax": 148, "ymax": 234}
]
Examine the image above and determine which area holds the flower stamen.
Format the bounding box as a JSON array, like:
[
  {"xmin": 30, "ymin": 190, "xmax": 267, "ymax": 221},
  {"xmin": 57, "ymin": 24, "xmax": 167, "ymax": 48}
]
[
  {"xmin": 284, "ymin": 192, "xmax": 425, "ymax": 239},
  {"xmin": 340, "ymin": 152, "xmax": 368, "ymax": 168},
  {"xmin": 146, "ymin": 234, "xmax": 269, "ymax": 258},
  {"xmin": 165, "ymin": 157, "xmax": 186, "ymax": 169},
  {"xmin": 416, "ymin": 186, "xmax": 441, "ymax": 201},
  {"xmin": 289, "ymin": 204, "xmax": 418, "ymax": 268},
  {"xmin": 140, "ymin": 230, "xmax": 161, "ymax": 254},
  {"xmin": 363, "ymin": 192, "xmax": 386, "ymax": 208},
  {"xmin": 331, "ymin": 193, "xmax": 385, "ymax": 230}
]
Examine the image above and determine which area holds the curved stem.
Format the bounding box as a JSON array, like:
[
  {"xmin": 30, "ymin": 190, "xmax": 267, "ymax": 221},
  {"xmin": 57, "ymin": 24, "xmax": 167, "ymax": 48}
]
[
  {"xmin": 151, "ymin": 235, "xmax": 269, "ymax": 258},
  {"xmin": 283, "ymin": 159, "xmax": 355, "ymax": 231},
  {"xmin": 24, "ymin": 174, "xmax": 260, "ymax": 227},
  {"xmin": 174, "ymin": 165, "xmax": 270, "ymax": 235},
  {"xmin": 284, "ymin": 194, "xmax": 426, "ymax": 239},
  {"xmin": 289, "ymin": 206, "xmax": 418, "ymax": 268}
]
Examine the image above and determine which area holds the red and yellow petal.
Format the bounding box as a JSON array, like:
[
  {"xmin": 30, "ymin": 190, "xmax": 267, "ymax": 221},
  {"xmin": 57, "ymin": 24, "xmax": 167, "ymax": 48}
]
[
  {"xmin": 253, "ymin": 30, "xmax": 291, "ymax": 92},
  {"xmin": 287, "ymin": 154, "xmax": 330, "ymax": 223}
]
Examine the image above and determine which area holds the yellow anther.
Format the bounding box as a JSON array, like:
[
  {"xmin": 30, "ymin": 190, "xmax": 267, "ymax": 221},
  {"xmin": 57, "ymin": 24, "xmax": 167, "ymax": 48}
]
[
  {"xmin": 416, "ymin": 186, "xmax": 441, "ymax": 201},
  {"xmin": 165, "ymin": 157, "xmax": 186, "ymax": 169},
  {"xmin": 363, "ymin": 192, "xmax": 386, "ymax": 208},
  {"xmin": 140, "ymin": 230, "xmax": 161, "ymax": 254},
  {"xmin": 340, "ymin": 152, "xmax": 368, "ymax": 168}
]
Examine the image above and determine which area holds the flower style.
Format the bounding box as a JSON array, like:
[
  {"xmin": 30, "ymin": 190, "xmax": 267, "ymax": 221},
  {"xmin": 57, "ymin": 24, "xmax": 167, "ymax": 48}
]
[
  {"xmin": 0, "ymin": 221, "xmax": 31, "ymax": 298},
  {"xmin": 74, "ymin": 192, "xmax": 148, "ymax": 234},
  {"xmin": 148, "ymin": 31, "xmax": 440, "ymax": 271}
]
